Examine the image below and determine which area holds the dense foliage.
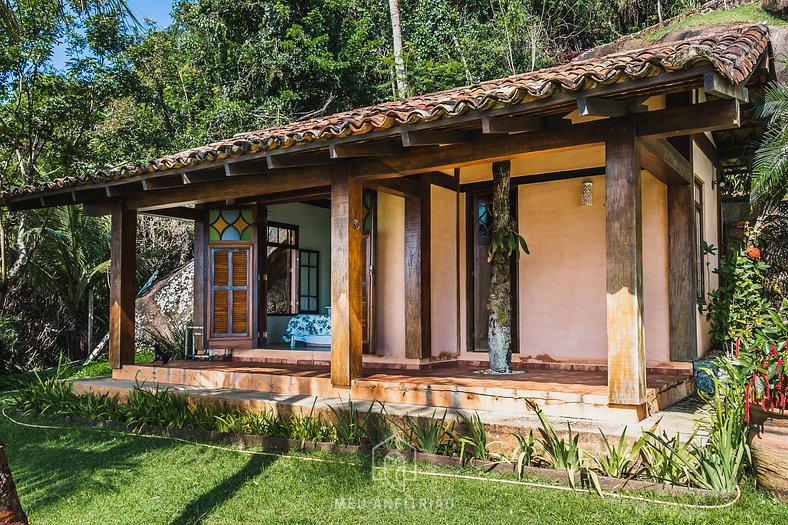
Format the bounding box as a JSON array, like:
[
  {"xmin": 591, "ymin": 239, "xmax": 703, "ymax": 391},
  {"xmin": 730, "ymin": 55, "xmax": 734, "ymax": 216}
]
[{"xmin": 0, "ymin": 0, "xmax": 698, "ymax": 371}]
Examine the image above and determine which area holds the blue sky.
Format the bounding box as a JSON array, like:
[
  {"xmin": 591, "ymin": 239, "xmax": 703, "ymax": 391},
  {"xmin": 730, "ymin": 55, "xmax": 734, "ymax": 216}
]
[{"xmin": 51, "ymin": 0, "xmax": 175, "ymax": 68}]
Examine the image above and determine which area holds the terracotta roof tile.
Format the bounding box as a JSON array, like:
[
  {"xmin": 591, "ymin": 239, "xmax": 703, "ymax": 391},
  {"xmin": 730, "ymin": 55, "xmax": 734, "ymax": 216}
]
[{"xmin": 3, "ymin": 23, "xmax": 770, "ymax": 200}]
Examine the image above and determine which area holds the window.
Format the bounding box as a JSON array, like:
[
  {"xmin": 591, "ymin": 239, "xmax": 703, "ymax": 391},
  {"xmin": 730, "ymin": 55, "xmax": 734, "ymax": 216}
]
[
  {"xmin": 266, "ymin": 222, "xmax": 299, "ymax": 315},
  {"xmin": 210, "ymin": 247, "xmax": 251, "ymax": 338},
  {"xmin": 694, "ymin": 181, "xmax": 704, "ymax": 302},
  {"xmin": 299, "ymin": 250, "xmax": 319, "ymax": 313}
]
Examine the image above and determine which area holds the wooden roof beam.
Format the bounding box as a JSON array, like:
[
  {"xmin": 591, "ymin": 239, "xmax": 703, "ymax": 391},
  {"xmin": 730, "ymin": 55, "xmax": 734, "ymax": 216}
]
[
  {"xmin": 352, "ymin": 98, "xmax": 740, "ymax": 179},
  {"xmin": 251, "ymin": 186, "xmax": 332, "ymax": 205},
  {"xmin": 267, "ymin": 150, "xmax": 335, "ymax": 169},
  {"xmin": 640, "ymin": 138, "xmax": 692, "ymax": 186},
  {"xmin": 635, "ymin": 99, "xmax": 740, "ymax": 139},
  {"xmin": 692, "ymin": 133, "xmax": 722, "ymax": 169},
  {"xmin": 704, "ymin": 71, "xmax": 749, "ymax": 102},
  {"xmin": 402, "ymin": 129, "xmax": 474, "ymax": 147},
  {"xmin": 106, "ymin": 181, "xmax": 144, "ymax": 197},
  {"xmin": 364, "ymin": 177, "xmax": 420, "ymax": 198},
  {"xmin": 330, "ymin": 141, "xmax": 403, "ymax": 158},
  {"xmin": 142, "ymin": 174, "xmax": 185, "ymax": 191},
  {"xmin": 130, "ymin": 166, "xmax": 333, "ymax": 210},
  {"xmin": 182, "ymin": 168, "xmax": 226, "ymax": 184},
  {"xmin": 482, "ymin": 115, "xmax": 544, "ymax": 134},
  {"xmin": 141, "ymin": 206, "xmax": 201, "ymax": 221},
  {"xmin": 577, "ymin": 97, "xmax": 647, "ymax": 117},
  {"xmin": 224, "ymin": 159, "xmax": 270, "ymax": 177}
]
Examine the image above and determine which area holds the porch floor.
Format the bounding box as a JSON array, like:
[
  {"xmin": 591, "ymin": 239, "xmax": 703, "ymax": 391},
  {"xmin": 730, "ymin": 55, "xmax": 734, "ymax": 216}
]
[{"xmin": 108, "ymin": 360, "xmax": 694, "ymax": 423}]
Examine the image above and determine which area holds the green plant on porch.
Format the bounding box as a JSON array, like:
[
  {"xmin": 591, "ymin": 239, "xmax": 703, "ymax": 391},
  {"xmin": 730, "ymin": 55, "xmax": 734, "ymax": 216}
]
[{"xmin": 487, "ymin": 160, "xmax": 529, "ymax": 373}]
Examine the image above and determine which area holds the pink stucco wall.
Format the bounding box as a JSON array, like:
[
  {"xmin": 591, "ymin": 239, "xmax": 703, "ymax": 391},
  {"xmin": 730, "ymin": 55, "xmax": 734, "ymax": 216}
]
[
  {"xmin": 430, "ymin": 185, "xmax": 460, "ymax": 357},
  {"xmin": 374, "ymin": 192, "xmax": 406, "ymax": 358},
  {"xmin": 514, "ymin": 171, "xmax": 670, "ymax": 365}
]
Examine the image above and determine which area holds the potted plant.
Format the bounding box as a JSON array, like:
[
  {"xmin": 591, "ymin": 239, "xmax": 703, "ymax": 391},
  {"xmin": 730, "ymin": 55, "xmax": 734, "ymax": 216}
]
[{"xmin": 735, "ymin": 320, "xmax": 788, "ymax": 500}]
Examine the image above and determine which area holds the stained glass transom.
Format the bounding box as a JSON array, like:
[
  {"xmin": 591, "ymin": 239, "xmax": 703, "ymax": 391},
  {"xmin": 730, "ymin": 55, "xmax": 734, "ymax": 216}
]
[{"xmin": 209, "ymin": 209, "xmax": 253, "ymax": 241}]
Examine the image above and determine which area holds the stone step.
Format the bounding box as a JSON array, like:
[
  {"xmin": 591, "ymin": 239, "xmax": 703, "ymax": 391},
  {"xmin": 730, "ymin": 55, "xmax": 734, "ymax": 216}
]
[
  {"xmin": 115, "ymin": 363, "xmax": 694, "ymax": 423},
  {"xmin": 71, "ymin": 377, "xmax": 705, "ymax": 456}
]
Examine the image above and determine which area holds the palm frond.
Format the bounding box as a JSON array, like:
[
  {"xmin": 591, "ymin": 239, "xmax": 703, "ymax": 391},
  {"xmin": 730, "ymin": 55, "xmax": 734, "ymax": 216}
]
[{"xmin": 752, "ymin": 82, "xmax": 788, "ymax": 205}]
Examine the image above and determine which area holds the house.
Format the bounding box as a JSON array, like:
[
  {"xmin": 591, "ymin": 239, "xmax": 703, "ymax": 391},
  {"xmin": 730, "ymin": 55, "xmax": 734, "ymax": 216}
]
[{"xmin": 1, "ymin": 24, "xmax": 773, "ymax": 424}]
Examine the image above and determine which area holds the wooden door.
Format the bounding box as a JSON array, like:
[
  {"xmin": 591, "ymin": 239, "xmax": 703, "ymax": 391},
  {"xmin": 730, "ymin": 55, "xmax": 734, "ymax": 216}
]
[
  {"xmin": 467, "ymin": 194, "xmax": 519, "ymax": 353},
  {"xmin": 209, "ymin": 246, "xmax": 253, "ymax": 342},
  {"xmin": 470, "ymin": 196, "xmax": 492, "ymax": 352}
]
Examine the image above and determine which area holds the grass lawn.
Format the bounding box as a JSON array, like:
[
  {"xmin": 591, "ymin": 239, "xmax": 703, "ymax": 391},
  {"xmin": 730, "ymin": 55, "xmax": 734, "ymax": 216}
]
[
  {"xmin": 0, "ymin": 351, "xmax": 154, "ymax": 392},
  {"xmin": 645, "ymin": 4, "xmax": 787, "ymax": 41},
  {"xmin": 2, "ymin": 408, "xmax": 786, "ymax": 524}
]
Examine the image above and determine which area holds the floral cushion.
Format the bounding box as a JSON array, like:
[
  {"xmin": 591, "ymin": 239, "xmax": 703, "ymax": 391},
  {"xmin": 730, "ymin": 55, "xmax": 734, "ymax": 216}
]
[{"xmin": 282, "ymin": 314, "xmax": 331, "ymax": 343}]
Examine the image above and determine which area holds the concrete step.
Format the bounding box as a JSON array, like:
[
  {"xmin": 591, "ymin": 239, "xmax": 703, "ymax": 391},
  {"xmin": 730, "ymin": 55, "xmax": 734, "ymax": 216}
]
[
  {"xmin": 71, "ymin": 377, "xmax": 706, "ymax": 455},
  {"xmin": 113, "ymin": 363, "xmax": 694, "ymax": 423}
]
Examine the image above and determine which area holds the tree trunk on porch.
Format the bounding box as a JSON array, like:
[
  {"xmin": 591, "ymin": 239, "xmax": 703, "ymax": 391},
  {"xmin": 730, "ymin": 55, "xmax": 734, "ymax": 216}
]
[
  {"xmin": 0, "ymin": 441, "xmax": 27, "ymax": 525},
  {"xmin": 488, "ymin": 161, "xmax": 513, "ymax": 373}
]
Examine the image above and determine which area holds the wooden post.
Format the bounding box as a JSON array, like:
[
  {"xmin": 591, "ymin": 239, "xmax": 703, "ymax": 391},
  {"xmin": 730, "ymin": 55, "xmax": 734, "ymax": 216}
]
[
  {"xmin": 192, "ymin": 210, "xmax": 206, "ymax": 350},
  {"xmin": 404, "ymin": 174, "xmax": 431, "ymax": 359},
  {"xmin": 668, "ymin": 184, "xmax": 698, "ymax": 361},
  {"xmin": 109, "ymin": 200, "xmax": 137, "ymax": 369},
  {"xmin": 255, "ymin": 203, "xmax": 267, "ymax": 347},
  {"xmin": 605, "ymin": 117, "xmax": 647, "ymax": 407},
  {"xmin": 330, "ymin": 170, "xmax": 364, "ymax": 387}
]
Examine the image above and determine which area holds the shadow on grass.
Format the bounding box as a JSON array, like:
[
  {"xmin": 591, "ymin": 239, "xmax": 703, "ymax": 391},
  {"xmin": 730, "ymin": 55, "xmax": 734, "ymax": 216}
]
[
  {"xmin": 3, "ymin": 417, "xmax": 183, "ymax": 513},
  {"xmin": 168, "ymin": 454, "xmax": 275, "ymax": 525}
]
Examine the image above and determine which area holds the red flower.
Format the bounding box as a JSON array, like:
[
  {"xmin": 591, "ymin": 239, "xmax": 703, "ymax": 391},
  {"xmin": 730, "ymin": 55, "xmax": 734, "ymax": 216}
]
[{"xmin": 747, "ymin": 247, "xmax": 761, "ymax": 259}]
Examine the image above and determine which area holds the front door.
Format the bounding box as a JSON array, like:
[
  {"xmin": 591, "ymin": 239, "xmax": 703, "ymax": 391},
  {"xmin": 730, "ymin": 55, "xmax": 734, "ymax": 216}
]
[{"xmin": 470, "ymin": 196, "xmax": 492, "ymax": 351}]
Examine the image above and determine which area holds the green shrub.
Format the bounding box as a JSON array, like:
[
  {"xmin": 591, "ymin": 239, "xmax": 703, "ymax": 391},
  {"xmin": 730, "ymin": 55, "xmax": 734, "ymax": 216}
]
[
  {"xmin": 328, "ymin": 398, "xmax": 379, "ymax": 445},
  {"xmin": 456, "ymin": 412, "xmax": 501, "ymax": 461},
  {"xmin": 639, "ymin": 431, "xmax": 700, "ymax": 486},
  {"xmin": 399, "ymin": 411, "xmax": 452, "ymax": 455},
  {"xmin": 704, "ymin": 247, "xmax": 776, "ymax": 347},
  {"xmin": 10, "ymin": 364, "xmax": 78, "ymax": 415},
  {"xmin": 591, "ymin": 427, "xmax": 647, "ymax": 479},
  {"xmin": 283, "ymin": 404, "xmax": 334, "ymax": 445}
]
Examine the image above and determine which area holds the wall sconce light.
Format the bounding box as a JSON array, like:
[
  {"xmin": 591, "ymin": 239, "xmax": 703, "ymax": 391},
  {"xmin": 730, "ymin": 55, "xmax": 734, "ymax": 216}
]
[
  {"xmin": 711, "ymin": 177, "xmax": 726, "ymax": 190},
  {"xmin": 580, "ymin": 180, "xmax": 593, "ymax": 207}
]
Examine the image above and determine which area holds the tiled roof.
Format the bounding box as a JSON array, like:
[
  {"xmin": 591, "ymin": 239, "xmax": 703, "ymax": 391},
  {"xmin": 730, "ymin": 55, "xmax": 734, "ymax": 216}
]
[{"xmin": 3, "ymin": 23, "xmax": 770, "ymax": 200}]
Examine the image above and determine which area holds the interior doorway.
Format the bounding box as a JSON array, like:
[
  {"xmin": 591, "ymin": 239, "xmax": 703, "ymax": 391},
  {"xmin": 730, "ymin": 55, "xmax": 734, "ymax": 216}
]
[{"xmin": 257, "ymin": 191, "xmax": 377, "ymax": 353}]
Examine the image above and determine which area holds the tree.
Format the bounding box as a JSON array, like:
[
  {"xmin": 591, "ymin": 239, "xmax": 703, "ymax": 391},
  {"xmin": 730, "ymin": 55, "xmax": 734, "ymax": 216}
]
[
  {"xmin": 752, "ymin": 82, "xmax": 788, "ymax": 206},
  {"xmin": 0, "ymin": 0, "xmax": 134, "ymax": 41},
  {"xmin": 487, "ymin": 160, "xmax": 528, "ymax": 373},
  {"xmin": 0, "ymin": 441, "xmax": 26, "ymax": 525},
  {"xmin": 387, "ymin": 0, "xmax": 408, "ymax": 98}
]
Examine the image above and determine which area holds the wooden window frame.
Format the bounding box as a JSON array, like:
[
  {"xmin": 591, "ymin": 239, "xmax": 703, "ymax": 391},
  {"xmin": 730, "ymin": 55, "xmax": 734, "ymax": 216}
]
[
  {"xmin": 208, "ymin": 245, "xmax": 253, "ymax": 339},
  {"xmin": 298, "ymin": 249, "xmax": 320, "ymax": 314},
  {"xmin": 694, "ymin": 179, "xmax": 705, "ymax": 303},
  {"xmin": 266, "ymin": 221, "xmax": 300, "ymax": 316}
]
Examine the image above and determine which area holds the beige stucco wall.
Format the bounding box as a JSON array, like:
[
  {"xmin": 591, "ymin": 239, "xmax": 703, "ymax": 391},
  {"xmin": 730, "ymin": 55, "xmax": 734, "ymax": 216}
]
[
  {"xmin": 693, "ymin": 135, "xmax": 720, "ymax": 358},
  {"xmin": 374, "ymin": 192, "xmax": 406, "ymax": 358},
  {"xmin": 511, "ymin": 171, "xmax": 670, "ymax": 365},
  {"xmin": 430, "ymin": 185, "xmax": 460, "ymax": 357}
]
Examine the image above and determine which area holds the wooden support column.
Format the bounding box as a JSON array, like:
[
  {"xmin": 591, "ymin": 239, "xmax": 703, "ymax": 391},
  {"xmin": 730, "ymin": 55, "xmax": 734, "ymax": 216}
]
[
  {"xmin": 668, "ymin": 183, "xmax": 698, "ymax": 361},
  {"xmin": 193, "ymin": 210, "xmax": 206, "ymax": 343},
  {"xmin": 330, "ymin": 169, "xmax": 364, "ymax": 387},
  {"xmin": 605, "ymin": 117, "xmax": 647, "ymax": 407},
  {"xmin": 404, "ymin": 174, "xmax": 432, "ymax": 359},
  {"xmin": 109, "ymin": 200, "xmax": 137, "ymax": 369}
]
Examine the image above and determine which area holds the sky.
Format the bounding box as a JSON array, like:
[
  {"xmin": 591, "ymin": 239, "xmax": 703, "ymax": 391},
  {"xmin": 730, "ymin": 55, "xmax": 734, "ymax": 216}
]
[{"xmin": 51, "ymin": 0, "xmax": 175, "ymax": 69}]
